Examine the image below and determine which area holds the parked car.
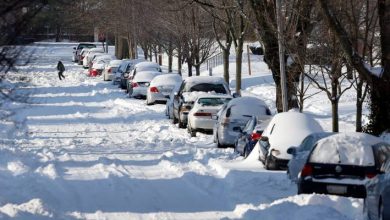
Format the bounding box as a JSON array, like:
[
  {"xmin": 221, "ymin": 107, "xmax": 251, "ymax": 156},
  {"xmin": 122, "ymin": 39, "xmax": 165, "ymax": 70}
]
[
  {"xmin": 365, "ymin": 148, "xmax": 390, "ymax": 220},
  {"xmin": 235, "ymin": 116, "xmax": 271, "ymax": 158},
  {"xmin": 128, "ymin": 71, "xmax": 161, "ymax": 99},
  {"xmin": 187, "ymin": 94, "xmax": 232, "ymax": 137},
  {"xmin": 213, "ymin": 96, "xmax": 271, "ymax": 148},
  {"xmin": 127, "ymin": 61, "xmax": 162, "ymax": 93},
  {"xmin": 257, "ymin": 111, "xmax": 323, "ymax": 170},
  {"xmin": 72, "ymin": 43, "xmax": 96, "ymax": 62},
  {"xmin": 172, "ymin": 76, "xmax": 232, "ymax": 128},
  {"xmin": 166, "ymin": 84, "xmax": 181, "ymax": 120},
  {"xmin": 297, "ymin": 132, "xmax": 387, "ymax": 199},
  {"xmin": 117, "ymin": 59, "xmax": 144, "ymax": 89},
  {"xmin": 89, "ymin": 55, "xmax": 117, "ymax": 77},
  {"xmin": 82, "ymin": 48, "xmax": 104, "ymax": 69},
  {"xmin": 103, "ymin": 60, "xmax": 123, "ymax": 81},
  {"xmin": 78, "ymin": 48, "xmax": 91, "ymax": 65},
  {"xmin": 287, "ymin": 132, "xmax": 336, "ymax": 183},
  {"xmin": 146, "ymin": 74, "xmax": 182, "ymax": 105}
]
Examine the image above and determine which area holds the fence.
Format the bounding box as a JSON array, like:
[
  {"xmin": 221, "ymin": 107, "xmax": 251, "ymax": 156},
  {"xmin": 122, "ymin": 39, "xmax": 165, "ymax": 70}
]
[{"xmin": 205, "ymin": 52, "xmax": 223, "ymax": 76}]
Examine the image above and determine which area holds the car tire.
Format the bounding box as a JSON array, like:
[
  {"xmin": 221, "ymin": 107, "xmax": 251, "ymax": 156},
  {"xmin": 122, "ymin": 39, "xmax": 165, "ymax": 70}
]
[
  {"xmin": 188, "ymin": 125, "xmax": 196, "ymax": 137},
  {"xmin": 172, "ymin": 113, "xmax": 178, "ymax": 124},
  {"xmin": 379, "ymin": 198, "xmax": 384, "ymax": 220},
  {"xmin": 178, "ymin": 112, "xmax": 186, "ymax": 128},
  {"xmin": 265, "ymin": 156, "xmax": 276, "ymax": 170},
  {"xmin": 297, "ymin": 180, "xmax": 312, "ymax": 195},
  {"xmin": 216, "ymin": 135, "xmax": 224, "ymax": 148}
]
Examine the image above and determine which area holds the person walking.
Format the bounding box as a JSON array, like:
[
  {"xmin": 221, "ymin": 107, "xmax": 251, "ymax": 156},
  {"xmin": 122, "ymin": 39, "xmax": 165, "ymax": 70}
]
[{"xmin": 57, "ymin": 60, "xmax": 65, "ymax": 80}]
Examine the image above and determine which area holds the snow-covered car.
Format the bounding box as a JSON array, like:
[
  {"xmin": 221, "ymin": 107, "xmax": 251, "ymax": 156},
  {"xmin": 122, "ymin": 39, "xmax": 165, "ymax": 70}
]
[
  {"xmin": 297, "ymin": 132, "xmax": 386, "ymax": 198},
  {"xmin": 78, "ymin": 48, "xmax": 91, "ymax": 65},
  {"xmin": 287, "ymin": 132, "xmax": 335, "ymax": 183},
  {"xmin": 102, "ymin": 59, "xmax": 122, "ymax": 81},
  {"xmin": 146, "ymin": 74, "xmax": 182, "ymax": 105},
  {"xmin": 127, "ymin": 61, "xmax": 162, "ymax": 93},
  {"xmin": 72, "ymin": 43, "xmax": 96, "ymax": 62},
  {"xmin": 82, "ymin": 48, "xmax": 104, "ymax": 69},
  {"xmin": 172, "ymin": 76, "xmax": 232, "ymax": 128},
  {"xmin": 258, "ymin": 111, "xmax": 323, "ymax": 170},
  {"xmin": 187, "ymin": 94, "xmax": 232, "ymax": 137},
  {"xmin": 365, "ymin": 150, "xmax": 390, "ymax": 220},
  {"xmin": 128, "ymin": 71, "xmax": 161, "ymax": 99},
  {"xmin": 89, "ymin": 55, "xmax": 117, "ymax": 77},
  {"xmin": 213, "ymin": 96, "xmax": 271, "ymax": 148},
  {"xmin": 234, "ymin": 116, "xmax": 270, "ymax": 158}
]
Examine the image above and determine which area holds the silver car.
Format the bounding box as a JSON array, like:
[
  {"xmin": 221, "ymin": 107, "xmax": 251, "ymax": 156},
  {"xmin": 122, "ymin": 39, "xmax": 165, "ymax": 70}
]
[
  {"xmin": 213, "ymin": 96, "xmax": 271, "ymax": 148},
  {"xmin": 146, "ymin": 74, "xmax": 182, "ymax": 105}
]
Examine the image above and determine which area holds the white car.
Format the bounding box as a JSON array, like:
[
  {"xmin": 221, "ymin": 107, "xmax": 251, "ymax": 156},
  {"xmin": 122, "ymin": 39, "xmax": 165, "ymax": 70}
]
[
  {"xmin": 187, "ymin": 94, "xmax": 232, "ymax": 137},
  {"xmin": 103, "ymin": 60, "xmax": 123, "ymax": 81},
  {"xmin": 257, "ymin": 111, "xmax": 324, "ymax": 170},
  {"xmin": 78, "ymin": 48, "xmax": 91, "ymax": 65},
  {"xmin": 72, "ymin": 43, "xmax": 96, "ymax": 62},
  {"xmin": 128, "ymin": 71, "xmax": 161, "ymax": 98},
  {"xmin": 146, "ymin": 74, "xmax": 182, "ymax": 105},
  {"xmin": 82, "ymin": 48, "xmax": 104, "ymax": 69},
  {"xmin": 89, "ymin": 55, "xmax": 117, "ymax": 77},
  {"xmin": 127, "ymin": 61, "xmax": 162, "ymax": 91}
]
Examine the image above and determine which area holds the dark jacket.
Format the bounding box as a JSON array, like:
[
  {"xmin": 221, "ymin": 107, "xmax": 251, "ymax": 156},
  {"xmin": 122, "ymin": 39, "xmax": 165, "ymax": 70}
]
[{"xmin": 57, "ymin": 61, "xmax": 65, "ymax": 72}]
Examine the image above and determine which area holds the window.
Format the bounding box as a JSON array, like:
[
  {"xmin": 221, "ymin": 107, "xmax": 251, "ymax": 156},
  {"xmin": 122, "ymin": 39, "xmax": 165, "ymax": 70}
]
[
  {"xmin": 198, "ymin": 98, "xmax": 231, "ymax": 106},
  {"xmin": 186, "ymin": 83, "xmax": 227, "ymax": 94}
]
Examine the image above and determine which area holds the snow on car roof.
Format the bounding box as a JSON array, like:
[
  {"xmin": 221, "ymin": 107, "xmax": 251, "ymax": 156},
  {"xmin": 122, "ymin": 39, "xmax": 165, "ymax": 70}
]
[
  {"xmin": 195, "ymin": 93, "xmax": 232, "ymax": 99},
  {"xmin": 227, "ymin": 96, "xmax": 267, "ymax": 107},
  {"xmin": 89, "ymin": 48, "xmax": 104, "ymax": 52},
  {"xmin": 184, "ymin": 76, "xmax": 226, "ymax": 85},
  {"xmin": 309, "ymin": 132, "xmax": 382, "ymax": 166},
  {"xmin": 134, "ymin": 61, "xmax": 160, "ymax": 69},
  {"xmin": 133, "ymin": 71, "xmax": 161, "ymax": 82},
  {"xmin": 182, "ymin": 91, "xmax": 225, "ymax": 102},
  {"xmin": 150, "ymin": 74, "xmax": 182, "ymax": 86},
  {"xmin": 95, "ymin": 55, "xmax": 116, "ymax": 61},
  {"xmin": 264, "ymin": 112, "xmax": 323, "ymax": 152}
]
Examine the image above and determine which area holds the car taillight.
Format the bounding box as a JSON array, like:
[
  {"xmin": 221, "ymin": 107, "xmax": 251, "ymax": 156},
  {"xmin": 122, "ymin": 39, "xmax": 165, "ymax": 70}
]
[
  {"xmin": 108, "ymin": 68, "xmax": 112, "ymax": 73},
  {"xmin": 366, "ymin": 172, "xmax": 377, "ymax": 179},
  {"xmin": 150, "ymin": 87, "xmax": 159, "ymax": 93},
  {"xmin": 132, "ymin": 82, "xmax": 139, "ymax": 88},
  {"xmin": 300, "ymin": 164, "xmax": 313, "ymax": 177},
  {"xmin": 251, "ymin": 132, "xmax": 261, "ymax": 141},
  {"xmin": 194, "ymin": 112, "xmax": 212, "ymax": 117},
  {"xmin": 91, "ymin": 69, "xmax": 98, "ymax": 76}
]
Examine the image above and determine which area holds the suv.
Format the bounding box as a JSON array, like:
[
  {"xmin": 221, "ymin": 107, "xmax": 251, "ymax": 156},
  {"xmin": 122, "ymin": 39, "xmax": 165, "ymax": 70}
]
[
  {"xmin": 72, "ymin": 43, "xmax": 96, "ymax": 62},
  {"xmin": 172, "ymin": 76, "xmax": 231, "ymax": 128}
]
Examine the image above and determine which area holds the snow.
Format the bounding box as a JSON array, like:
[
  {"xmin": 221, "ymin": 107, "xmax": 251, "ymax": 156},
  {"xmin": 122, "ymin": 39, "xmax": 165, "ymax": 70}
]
[
  {"xmin": 309, "ymin": 132, "xmax": 380, "ymax": 166},
  {"xmin": 132, "ymin": 71, "xmax": 160, "ymax": 82},
  {"xmin": 0, "ymin": 43, "xmax": 367, "ymax": 219},
  {"xmin": 262, "ymin": 112, "xmax": 324, "ymax": 160},
  {"xmin": 227, "ymin": 96, "xmax": 270, "ymax": 118},
  {"xmin": 149, "ymin": 73, "xmax": 182, "ymax": 87}
]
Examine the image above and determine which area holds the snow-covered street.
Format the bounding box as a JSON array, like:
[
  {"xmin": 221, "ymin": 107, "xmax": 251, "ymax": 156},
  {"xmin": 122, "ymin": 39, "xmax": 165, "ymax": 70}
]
[{"xmin": 0, "ymin": 44, "xmax": 364, "ymax": 219}]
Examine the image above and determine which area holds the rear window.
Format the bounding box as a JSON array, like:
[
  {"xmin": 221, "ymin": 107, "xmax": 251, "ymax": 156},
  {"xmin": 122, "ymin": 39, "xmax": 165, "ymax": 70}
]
[
  {"xmin": 198, "ymin": 97, "xmax": 231, "ymax": 106},
  {"xmin": 309, "ymin": 139, "xmax": 375, "ymax": 166},
  {"xmin": 231, "ymin": 105, "xmax": 269, "ymax": 118},
  {"xmin": 78, "ymin": 44, "xmax": 96, "ymax": 50},
  {"xmin": 187, "ymin": 83, "xmax": 227, "ymax": 94}
]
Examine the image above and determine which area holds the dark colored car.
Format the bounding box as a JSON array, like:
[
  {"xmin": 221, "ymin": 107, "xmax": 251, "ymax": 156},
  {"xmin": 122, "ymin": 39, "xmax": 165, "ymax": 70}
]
[
  {"xmin": 235, "ymin": 116, "xmax": 270, "ymax": 158},
  {"xmin": 298, "ymin": 133, "xmax": 387, "ymax": 199},
  {"xmin": 365, "ymin": 144, "xmax": 390, "ymax": 220},
  {"xmin": 172, "ymin": 76, "xmax": 231, "ymax": 128}
]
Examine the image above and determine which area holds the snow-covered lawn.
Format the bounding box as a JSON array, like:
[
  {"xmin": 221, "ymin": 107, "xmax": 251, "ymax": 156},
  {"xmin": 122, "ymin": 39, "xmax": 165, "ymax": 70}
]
[{"xmin": 0, "ymin": 44, "xmax": 364, "ymax": 219}]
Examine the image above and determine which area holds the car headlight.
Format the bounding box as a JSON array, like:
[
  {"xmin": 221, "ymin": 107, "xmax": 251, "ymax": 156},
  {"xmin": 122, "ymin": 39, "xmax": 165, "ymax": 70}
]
[{"xmin": 271, "ymin": 149, "xmax": 280, "ymax": 157}]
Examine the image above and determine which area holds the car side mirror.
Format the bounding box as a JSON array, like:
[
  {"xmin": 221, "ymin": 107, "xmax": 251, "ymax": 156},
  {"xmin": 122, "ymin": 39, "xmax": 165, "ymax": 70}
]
[
  {"xmin": 232, "ymin": 92, "xmax": 241, "ymax": 98},
  {"xmin": 73, "ymin": 47, "xmax": 76, "ymax": 50},
  {"xmin": 287, "ymin": 147, "xmax": 297, "ymax": 155},
  {"xmin": 233, "ymin": 126, "xmax": 242, "ymax": 133},
  {"xmin": 260, "ymin": 136, "xmax": 269, "ymax": 142}
]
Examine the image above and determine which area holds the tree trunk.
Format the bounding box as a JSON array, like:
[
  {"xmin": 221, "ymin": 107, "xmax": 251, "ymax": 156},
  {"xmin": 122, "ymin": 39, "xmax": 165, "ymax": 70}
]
[
  {"xmin": 195, "ymin": 55, "xmax": 200, "ymax": 76},
  {"xmin": 223, "ymin": 48, "xmax": 230, "ymax": 84},
  {"xmin": 187, "ymin": 62, "xmax": 193, "ymax": 77},
  {"xmin": 149, "ymin": 48, "xmax": 153, "ymax": 61},
  {"xmin": 332, "ymin": 100, "xmax": 339, "ymax": 132},
  {"xmin": 235, "ymin": 39, "xmax": 243, "ymax": 94},
  {"xmin": 178, "ymin": 48, "xmax": 182, "ymax": 75},
  {"xmin": 168, "ymin": 42, "xmax": 173, "ymax": 72},
  {"xmin": 158, "ymin": 45, "xmax": 162, "ymax": 65}
]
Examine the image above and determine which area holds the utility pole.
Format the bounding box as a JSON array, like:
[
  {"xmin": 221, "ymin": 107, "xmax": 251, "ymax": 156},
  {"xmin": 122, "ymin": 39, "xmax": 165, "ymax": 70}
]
[
  {"xmin": 276, "ymin": 0, "xmax": 288, "ymax": 112},
  {"xmin": 247, "ymin": 45, "xmax": 252, "ymax": 75}
]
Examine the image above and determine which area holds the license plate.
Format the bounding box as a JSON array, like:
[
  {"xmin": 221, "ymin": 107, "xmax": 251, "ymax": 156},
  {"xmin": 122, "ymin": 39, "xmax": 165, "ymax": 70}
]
[{"xmin": 326, "ymin": 185, "xmax": 347, "ymax": 194}]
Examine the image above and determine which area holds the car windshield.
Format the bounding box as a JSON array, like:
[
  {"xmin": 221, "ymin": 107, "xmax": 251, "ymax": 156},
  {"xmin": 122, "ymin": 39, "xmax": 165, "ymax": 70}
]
[
  {"xmin": 79, "ymin": 44, "xmax": 96, "ymax": 49},
  {"xmin": 187, "ymin": 83, "xmax": 227, "ymax": 94},
  {"xmin": 198, "ymin": 97, "xmax": 231, "ymax": 106}
]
